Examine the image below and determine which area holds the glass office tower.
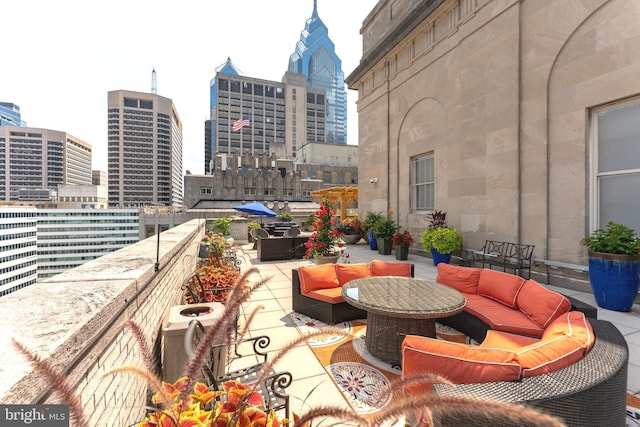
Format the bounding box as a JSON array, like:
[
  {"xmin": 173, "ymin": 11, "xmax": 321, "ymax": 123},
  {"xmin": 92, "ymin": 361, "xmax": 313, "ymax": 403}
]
[{"xmin": 288, "ymin": 0, "xmax": 347, "ymax": 144}]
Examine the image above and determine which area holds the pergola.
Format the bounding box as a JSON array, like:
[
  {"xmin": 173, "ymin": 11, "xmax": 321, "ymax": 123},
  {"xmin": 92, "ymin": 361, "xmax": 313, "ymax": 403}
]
[{"xmin": 311, "ymin": 186, "xmax": 359, "ymax": 220}]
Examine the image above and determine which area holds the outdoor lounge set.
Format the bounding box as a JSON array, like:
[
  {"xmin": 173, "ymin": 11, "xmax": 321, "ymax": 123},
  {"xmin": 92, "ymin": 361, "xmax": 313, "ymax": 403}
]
[
  {"xmin": 292, "ymin": 260, "xmax": 414, "ymax": 324},
  {"xmin": 290, "ymin": 260, "xmax": 628, "ymax": 426},
  {"xmin": 402, "ymin": 263, "xmax": 628, "ymax": 427}
]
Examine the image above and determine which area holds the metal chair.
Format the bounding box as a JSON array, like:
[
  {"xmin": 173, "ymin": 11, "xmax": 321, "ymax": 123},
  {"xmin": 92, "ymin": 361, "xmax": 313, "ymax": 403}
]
[{"xmin": 184, "ymin": 319, "xmax": 292, "ymax": 418}]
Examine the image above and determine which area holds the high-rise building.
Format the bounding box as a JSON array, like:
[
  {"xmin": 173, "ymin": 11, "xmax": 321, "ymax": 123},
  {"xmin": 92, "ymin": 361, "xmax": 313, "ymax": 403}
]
[
  {"xmin": 107, "ymin": 90, "xmax": 183, "ymax": 207},
  {"xmin": 0, "ymin": 127, "xmax": 92, "ymax": 201},
  {"xmin": 36, "ymin": 209, "xmax": 140, "ymax": 280},
  {"xmin": 0, "ymin": 207, "xmax": 37, "ymax": 296},
  {"xmin": 206, "ymin": 60, "xmax": 326, "ymax": 173},
  {"xmin": 0, "ymin": 102, "xmax": 26, "ymax": 127},
  {"xmin": 288, "ymin": 0, "xmax": 347, "ymax": 145}
]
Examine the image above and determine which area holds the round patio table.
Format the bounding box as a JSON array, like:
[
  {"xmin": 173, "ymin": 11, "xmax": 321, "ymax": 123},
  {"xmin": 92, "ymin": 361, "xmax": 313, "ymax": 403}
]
[{"xmin": 342, "ymin": 276, "xmax": 466, "ymax": 366}]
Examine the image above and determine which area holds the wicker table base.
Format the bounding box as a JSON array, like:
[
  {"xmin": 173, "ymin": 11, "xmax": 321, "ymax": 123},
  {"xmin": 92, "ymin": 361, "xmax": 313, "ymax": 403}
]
[{"xmin": 366, "ymin": 312, "xmax": 436, "ymax": 366}]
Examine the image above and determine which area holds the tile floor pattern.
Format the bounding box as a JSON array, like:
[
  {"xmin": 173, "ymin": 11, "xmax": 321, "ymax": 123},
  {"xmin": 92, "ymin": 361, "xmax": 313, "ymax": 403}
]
[{"xmin": 231, "ymin": 242, "xmax": 640, "ymax": 419}]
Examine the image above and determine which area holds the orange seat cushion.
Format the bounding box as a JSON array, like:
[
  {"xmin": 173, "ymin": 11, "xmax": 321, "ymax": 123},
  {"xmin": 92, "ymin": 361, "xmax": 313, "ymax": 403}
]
[
  {"xmin": 370, "ymin": 260, "xmax": 412, "ymax": 277},
  {"xmin": 436, "ymin": 263, "xmax": 481, "ymax": 294},
  {"xmin": 300, "ymin": 287, "xmax": 344, "ymax": 304},
  {"xmin": 477, "ymin": 269, "xmax": 525, "ymax": 308},
  {"xmin": 542, "ymin": 311, "xmax": 595, "ymax": 351},
  {"xmin": 402, "ymin": 335, "xmax": 521, "ymax": 395},
  {"xmin": 297, "ymin": 264, "xmax": 339, "ymax": 292},
  {"xmin": 336, "ymin": 263, "xmax": 372, "ymax": 285},
  {"xmin": 480, "ymin": 330, "xmax": 539, "ymax": 351},
  {"xmin": 465, "ymin": 294, "xmax": 545, "ymax": 337},
  {"xmin": 517, "ymin": 279, "xmax": 571, "ymax": 328},
  {"xmin": 517, "ymin": 336, "xmax": 585, "ymax": 378}
]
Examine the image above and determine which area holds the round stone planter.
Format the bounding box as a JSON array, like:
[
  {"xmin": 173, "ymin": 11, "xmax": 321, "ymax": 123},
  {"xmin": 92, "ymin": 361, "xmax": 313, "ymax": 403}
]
[
  {"xmin": 343, "ymin": 234, "xmax": 362, "ymax": 244},
  {"xmin": 315, "ymin": 254, "xmax": 340, "ymax": 264}
]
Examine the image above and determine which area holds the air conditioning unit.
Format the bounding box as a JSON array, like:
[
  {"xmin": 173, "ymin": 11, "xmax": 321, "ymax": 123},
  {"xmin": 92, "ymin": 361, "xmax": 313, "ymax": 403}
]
[{"xmin": 161, "ymin": 302, "xmax": 225, "ymax": 383}]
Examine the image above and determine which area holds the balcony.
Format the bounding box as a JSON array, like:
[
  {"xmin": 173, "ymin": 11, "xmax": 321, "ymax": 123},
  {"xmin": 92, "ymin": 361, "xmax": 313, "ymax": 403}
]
[{"xmin": 0, "ymin": 220, "xmax": 638, "ymax": 426}]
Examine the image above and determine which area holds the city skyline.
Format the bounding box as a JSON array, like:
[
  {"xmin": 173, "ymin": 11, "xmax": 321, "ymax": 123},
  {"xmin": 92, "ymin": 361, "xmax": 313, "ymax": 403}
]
[{"xmin": 1, "ymin": 0, "xmax": 378, "ymax": 175}]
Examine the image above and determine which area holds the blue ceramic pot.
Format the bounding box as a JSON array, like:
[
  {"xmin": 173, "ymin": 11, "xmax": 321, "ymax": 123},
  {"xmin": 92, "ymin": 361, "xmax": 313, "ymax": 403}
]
[{"xmin": 588, "ymin": 251, "xmax": 640, "ymax": 312}]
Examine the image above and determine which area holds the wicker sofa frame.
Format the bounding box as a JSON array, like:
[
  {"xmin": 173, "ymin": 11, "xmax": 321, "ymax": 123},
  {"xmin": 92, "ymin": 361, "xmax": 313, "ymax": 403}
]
[
  {"xmin": 291, "ymin": 264, "xmax": 415, "ymax": 324},
  {"xmin": 431, "ymin": 318, "xmax": 628, "ymax": 427}
]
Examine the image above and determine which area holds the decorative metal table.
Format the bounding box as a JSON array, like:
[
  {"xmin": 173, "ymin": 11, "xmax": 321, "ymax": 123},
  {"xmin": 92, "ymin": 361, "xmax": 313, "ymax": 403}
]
[{"xmin": 342, "ymin": 276, "xmax": 466, "ymax": 366}]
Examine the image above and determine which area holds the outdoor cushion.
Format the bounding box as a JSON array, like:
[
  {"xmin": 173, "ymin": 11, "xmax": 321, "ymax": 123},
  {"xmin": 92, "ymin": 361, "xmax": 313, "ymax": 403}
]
[
  {"xmin": 297, "ymin": 264, "xmax": 339, "ymax": 292},
  {"xmin": 479, "ymin": 330, "xmax": 539, "ymax": 351},
  {"xmin": 517, "ymin": 279, "xmax": 571, "ymax": 328},
  {"xmin": 436, "ymin": 263, "xmax": 481, "ymax": 294},
  {"xmin": 301, "ymin": 287, "xmax": 344, "ymax": 304},
  {"xmin": 517, "ymin": 336, "xmax": 585, "ymax": 378},
  {"xmin": 336, "ymin": 263, "xmax": 372, "ymax": 285},
  {"xmin": 477, "ymin": 269, "xmax": 525, "ymax": 308},
  {"xmin": 464, "ymin": 294, "xmax": 545, "ymax": 337},
  {"xmin": 542, "ymin": 311, "xmax": 595, "ymax": 351},
  {"xmin": 370, "ymin": 260, "xmax": 412, "ymax": 277},
  {"xmin": 402, "ymin": 335, "xmax": 521, "ymax": 394}
]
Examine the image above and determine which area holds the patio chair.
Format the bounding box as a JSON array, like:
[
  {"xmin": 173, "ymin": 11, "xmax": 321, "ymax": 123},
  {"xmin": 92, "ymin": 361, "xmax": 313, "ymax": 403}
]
[
  {"xmin": 284, "ymin": 227, "xmax": 301, "ymax": 237},
  {"xmin": 184, "ymin": 319, "xmax": 291, "ymax": 418},
  {"xmin": 250, "ymin": 228, "xmax": 270, "ymax": 249}
]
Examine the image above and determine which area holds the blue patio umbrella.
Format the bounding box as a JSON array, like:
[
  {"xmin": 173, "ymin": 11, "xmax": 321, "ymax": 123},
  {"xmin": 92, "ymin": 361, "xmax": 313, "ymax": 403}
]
[{"xmin": 233, "ymin": 202, "xmax": 277, "ymax": 226}]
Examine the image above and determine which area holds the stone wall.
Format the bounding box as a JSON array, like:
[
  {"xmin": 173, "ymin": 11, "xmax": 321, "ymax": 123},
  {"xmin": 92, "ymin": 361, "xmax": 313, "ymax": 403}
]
[{"xmin": 0, "ymin": 219, "xmax": 204, "ymax": 426}]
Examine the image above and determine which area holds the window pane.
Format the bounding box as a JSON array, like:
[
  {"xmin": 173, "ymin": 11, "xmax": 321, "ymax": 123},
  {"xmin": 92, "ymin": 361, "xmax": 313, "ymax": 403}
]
[
  {"xmin": 598, "ymin": 102, "xmax": 640, "ymax": 172},
  {"xmin": 599, "ymin": 173, "xmax": 640, "ymax": 231}
]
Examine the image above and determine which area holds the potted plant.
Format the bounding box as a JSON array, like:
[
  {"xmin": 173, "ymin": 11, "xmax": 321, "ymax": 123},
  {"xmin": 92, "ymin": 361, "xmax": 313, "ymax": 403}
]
[
  {"xmin": 211, "ymin": 216, "xmax": 234, "ymax": 247},
  {"xmin": 372, "ymin": 212, "xmax": 400, "ymax": 255},
  {"xmin": 582, "ymin": 221, "xmax": 640, "ymax": 312},
  {"xmin": 392, "ymin": 230, "xmax": 413, "ymax": 260},
  {"xmin": 363, "ymin": 211, "xmax": 384, "ymax": 250},
  {"xmin": 420, "ymin": 210, "xmax": 462, "ymax": 265},
  {"xmin": 336, "ymin": 217, "xmax": 363, "ymax": 244},
  {"xmin": 276, "ymin": 211, "xmax": 293, "ymax": 223},
  {"xmin": 305, "ymin": 198, "xmax": 342, "ymax": 264}
]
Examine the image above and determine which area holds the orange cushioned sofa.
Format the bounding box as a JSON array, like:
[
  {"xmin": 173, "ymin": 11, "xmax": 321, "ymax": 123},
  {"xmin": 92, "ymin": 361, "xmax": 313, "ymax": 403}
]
[
  {"xmin": 292, "ymin": 260, "xmax": 414, "ymax": 324},
  {"xmin": 400, "ymin": 264, "xmax": 629, "ymax": 427}
]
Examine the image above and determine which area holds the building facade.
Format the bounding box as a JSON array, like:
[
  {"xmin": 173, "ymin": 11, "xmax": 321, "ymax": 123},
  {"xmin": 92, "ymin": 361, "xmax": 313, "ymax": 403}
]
[
  {"xmin": 288, "ymin": 0, "xmax": 348, "ymax": 145},
  {"xmin": 185, "ymin": 147, "xmax": 358, "ymax": 209},
  {"xmin": 0, "ymin": 102, "xmax": 26, "ymax": 127},
  {"xmin": 0, "ymin": 127, "xmax": 92, "ymax": 201},
  {"xmin": 107, "ymin": 90, "xmax": 183, "ymax": 208},
  {"xmin": 0, "ymin": 207, "xmax": 37, "ymax": 296},
  {"xmin": 206, "ymin": 60, "xmax": 326, "ymax": 171},
  {"xmin": 36, "ymin": 209, "xmax": 140, "ymax": 280},
  {"xmin": 347, "ymin": 0, "xmax": 640, "ymax": 274}
]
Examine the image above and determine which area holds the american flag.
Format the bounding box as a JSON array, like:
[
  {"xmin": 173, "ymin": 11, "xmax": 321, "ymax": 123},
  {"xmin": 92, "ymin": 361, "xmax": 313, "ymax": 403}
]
[{"xmin": 232, "ymin": 115, "xmax": 250, "ymax": 131}]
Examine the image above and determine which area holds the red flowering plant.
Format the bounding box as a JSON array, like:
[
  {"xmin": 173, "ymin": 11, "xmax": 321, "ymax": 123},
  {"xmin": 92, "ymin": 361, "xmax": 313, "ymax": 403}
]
[
  {"xmin": 305, "ymin": 198, "xmax": 342, "ymax": 258},
  {"xmin": 392, "ymin": 230, "xmax": 414, "ymax": 247}
]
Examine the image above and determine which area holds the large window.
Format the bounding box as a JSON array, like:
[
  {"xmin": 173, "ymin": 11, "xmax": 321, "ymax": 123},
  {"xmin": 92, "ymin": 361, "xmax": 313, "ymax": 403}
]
[
  {"xmin": 591, "ymin": 98, "xmax": 640, "ymax": 232},
  {"xmin": 410, "ymin": 154, "xmax": 434, "ymax": 211}
]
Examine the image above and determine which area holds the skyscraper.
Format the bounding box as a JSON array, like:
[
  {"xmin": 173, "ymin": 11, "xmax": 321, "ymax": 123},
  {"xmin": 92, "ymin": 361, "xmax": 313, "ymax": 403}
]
[
  {"xmin": 206, "ymin": 59, "xmax": 326, "ymax": 173},
  {"xmin": 107, "ymin": 90, "xmax": 183, "ymax": 208},
  {"xmin": 288, "ymin": 0, "xmax": 347, "ymax": 145},
  {"xmin": 0, "ymin": 127, "xmax": 92, "ymax": 201},
  {"xmin": 0, "ymin": 102, "xmax": 26, "ymax": 127}
]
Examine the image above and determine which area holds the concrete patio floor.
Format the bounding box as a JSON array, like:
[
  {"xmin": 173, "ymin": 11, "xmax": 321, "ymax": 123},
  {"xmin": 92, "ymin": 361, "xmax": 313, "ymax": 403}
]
[{"xmin": 232, "ymin": 241, "xmax": 640, "ymax": 420}]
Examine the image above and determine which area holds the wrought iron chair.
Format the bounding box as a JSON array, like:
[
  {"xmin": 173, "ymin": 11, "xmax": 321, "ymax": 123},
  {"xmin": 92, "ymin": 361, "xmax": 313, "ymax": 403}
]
[{"xmin": 184, "ymin": 319, "xmax": 292, "ymax": 418}]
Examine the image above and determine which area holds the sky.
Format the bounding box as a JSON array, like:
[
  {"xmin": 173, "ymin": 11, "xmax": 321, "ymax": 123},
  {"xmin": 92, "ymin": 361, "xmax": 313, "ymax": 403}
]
[{"xmin": 1, "ymin": 0, "xmax": 379, "ymax": 175}]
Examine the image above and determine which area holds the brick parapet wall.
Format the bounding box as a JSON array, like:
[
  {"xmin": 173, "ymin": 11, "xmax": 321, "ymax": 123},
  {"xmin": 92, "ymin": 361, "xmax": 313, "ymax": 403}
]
[{"xmin": 0, "ymin": 219, "xmax": 205, "ymax": 427}]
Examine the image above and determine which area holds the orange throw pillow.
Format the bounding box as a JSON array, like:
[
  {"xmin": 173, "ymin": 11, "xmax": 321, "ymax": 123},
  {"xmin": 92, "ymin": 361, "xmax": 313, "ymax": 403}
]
[
  {"xmin": 297, "ymin": 264, "xmax": 339, "ymax": 293},
  {"xmin": 517, "ymin": 279, "xmax": 571, "ymax": 328},
  {"xmin": 336, "ymin": 263, "xmax": 372, "ymax": 285},
  {"xmin": 477, "ymin": 269, "xmax": 525, "ymax": 308},
  {"xmin": 370, "ymin": 260, "xmax": 412, "ymax": 277},
  {"xmin": 542, "ymin": 311, "xmax": 594, "ymax": 351},
  {"xmin": 517, "ymin": 336, "xmax": 585, "ymax": 378},
  {"xmin": 436, "ymin": 263, "xmax": 481, "ymax": 294}
]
